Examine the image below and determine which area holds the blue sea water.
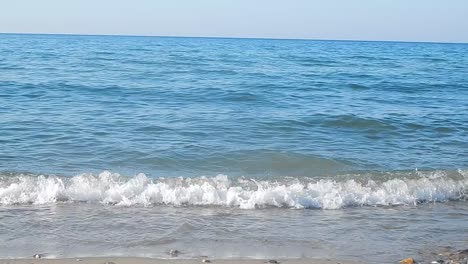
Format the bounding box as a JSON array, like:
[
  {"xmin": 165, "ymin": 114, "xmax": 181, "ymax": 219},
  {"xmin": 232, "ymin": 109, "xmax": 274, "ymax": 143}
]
[{"xmin": 0, "ymin": 34, "xmax": 467, "ymax": 262}]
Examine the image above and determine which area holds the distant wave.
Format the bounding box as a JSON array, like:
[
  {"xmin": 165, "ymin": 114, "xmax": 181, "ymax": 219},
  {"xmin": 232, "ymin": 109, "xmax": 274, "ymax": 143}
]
[
  {"xmin": 321, "ymin": 114, "xmax": 398, "ymax": 131},
  {"xmin": 0, "ymin": 170, "xmax": 466, "ymax": 209}
]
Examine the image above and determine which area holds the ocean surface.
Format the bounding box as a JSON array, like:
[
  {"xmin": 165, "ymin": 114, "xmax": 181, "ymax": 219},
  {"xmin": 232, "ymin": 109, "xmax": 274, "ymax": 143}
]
[{"xmin": 0, "ymin": 34, "xmax": 467, "ymax": 263}]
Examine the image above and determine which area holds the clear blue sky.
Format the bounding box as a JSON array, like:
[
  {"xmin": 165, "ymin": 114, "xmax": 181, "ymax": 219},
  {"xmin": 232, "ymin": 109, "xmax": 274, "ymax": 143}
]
[{"xmin": 1, "ymin": 0, "xmax": 467, "ymax": 43}]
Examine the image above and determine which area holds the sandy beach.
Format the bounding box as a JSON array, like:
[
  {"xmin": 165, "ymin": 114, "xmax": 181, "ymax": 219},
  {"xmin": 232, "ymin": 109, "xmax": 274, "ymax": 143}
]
[{"xmin": 0, "ymin": 258, "xmax": 356, "ymax": 264}]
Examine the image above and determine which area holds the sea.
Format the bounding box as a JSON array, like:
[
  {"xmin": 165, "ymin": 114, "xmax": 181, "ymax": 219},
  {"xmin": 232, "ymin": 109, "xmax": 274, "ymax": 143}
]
[{"xmin": 0, "ymin": 34, "xmax": 467, "ymax": 263}]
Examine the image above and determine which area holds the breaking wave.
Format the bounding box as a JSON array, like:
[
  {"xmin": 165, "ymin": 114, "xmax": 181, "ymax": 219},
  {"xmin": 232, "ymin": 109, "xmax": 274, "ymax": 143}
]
[{"xmin": 0, "ymin": 170, "xmax": 466, "ymax": 209}]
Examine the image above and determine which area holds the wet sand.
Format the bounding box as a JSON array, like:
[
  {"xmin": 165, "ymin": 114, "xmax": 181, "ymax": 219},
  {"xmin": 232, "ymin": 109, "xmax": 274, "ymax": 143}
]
[{"xmin": 0, "ymin": 257, "xmax": 356, "ymax": 264}]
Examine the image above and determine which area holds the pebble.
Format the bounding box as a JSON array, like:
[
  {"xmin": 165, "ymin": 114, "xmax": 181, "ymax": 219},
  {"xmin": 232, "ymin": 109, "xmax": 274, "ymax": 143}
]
[
  {"xmin": 399, "ymin": 258, "xmax": 415, "ymax": 264},
  {"xmin": 169, "ymin": 249, "xmax": 179, "ymax": 257}
]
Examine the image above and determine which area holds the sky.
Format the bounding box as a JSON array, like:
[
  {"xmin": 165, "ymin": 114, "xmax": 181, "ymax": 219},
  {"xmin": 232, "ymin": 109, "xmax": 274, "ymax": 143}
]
[{"xmin": 1, "ymin": 0, "xmax": 468, "ymax": 43}]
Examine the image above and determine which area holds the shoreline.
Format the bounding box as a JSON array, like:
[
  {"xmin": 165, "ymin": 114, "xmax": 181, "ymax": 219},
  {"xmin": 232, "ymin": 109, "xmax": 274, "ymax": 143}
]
[{"xmin": 0, "ymin": 257, "xmax": 357, "ymax": 264}]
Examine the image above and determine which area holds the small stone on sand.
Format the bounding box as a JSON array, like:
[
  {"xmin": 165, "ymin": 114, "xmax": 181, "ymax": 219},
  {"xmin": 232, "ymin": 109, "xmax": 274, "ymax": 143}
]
[{"xmin": 400, "ymin": 258, "xmax": 415, "ymax": 264}]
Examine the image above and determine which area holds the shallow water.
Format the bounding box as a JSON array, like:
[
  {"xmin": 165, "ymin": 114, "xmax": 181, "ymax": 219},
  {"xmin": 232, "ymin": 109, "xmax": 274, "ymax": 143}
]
[
  {"xmin": 1, "ymin": 202, "xmax": 467, "ymax": 263},
  {"xmin": 0, "ymin": 34, "xmax": 467, "ymax": 262}
]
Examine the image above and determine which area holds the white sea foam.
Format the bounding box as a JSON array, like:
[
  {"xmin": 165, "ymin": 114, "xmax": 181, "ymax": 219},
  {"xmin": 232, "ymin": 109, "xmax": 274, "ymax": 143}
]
[{"xmin": 0, "ymin": 171, "xmax": 466, "ymax": 209}]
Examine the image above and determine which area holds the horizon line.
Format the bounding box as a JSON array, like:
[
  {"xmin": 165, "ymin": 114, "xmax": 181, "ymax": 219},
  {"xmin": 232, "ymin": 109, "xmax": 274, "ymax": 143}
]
[{"xmin": 1, "ymin": 32, "xmax": 467, "ymax": 45}]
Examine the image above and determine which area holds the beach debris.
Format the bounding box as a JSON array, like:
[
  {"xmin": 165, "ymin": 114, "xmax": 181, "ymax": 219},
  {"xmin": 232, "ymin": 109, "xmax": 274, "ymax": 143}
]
[
  {"xmin": 33, "ymin": 254, "xmax": 43, "ymax": 259},
  {"xmin": 430, "ymin": 248, "xmax": 468, "ymax": 264},
  {"xmin": 202, "ymin": 258, "xmax": 211, "ymax": 263},
  {"xmin": 169, "ymin": 249, "xmax": 179, "ymax": 257},
  {"xmin": 268, "ymin": 260, "xmax": 279, "ymax": 264},
  {"xmin": 400, "ymin": 258, "xmax": 415, "ymax": 264},
  {"xmin": 459, "ymin": 249, "xmax": 468, "ymax": 257}
]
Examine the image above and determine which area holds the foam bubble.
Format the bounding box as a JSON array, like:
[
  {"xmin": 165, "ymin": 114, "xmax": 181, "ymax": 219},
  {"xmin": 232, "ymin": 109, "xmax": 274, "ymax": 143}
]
[{"xmin": 0, "ymin": 170, "xmax": 466, "ymax": 209}]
